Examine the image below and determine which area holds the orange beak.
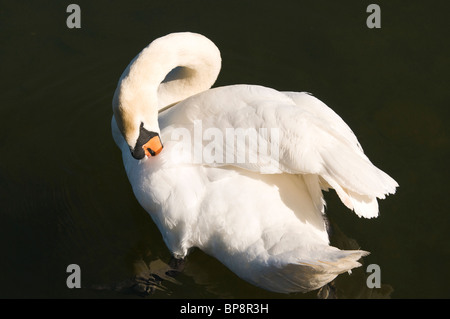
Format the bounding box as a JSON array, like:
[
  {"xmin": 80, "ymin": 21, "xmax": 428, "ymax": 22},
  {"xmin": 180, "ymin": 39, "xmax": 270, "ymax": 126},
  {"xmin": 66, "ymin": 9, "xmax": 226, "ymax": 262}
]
[{"xmin": 142, "ymin": 135, "xmax": 163, "ymax": 157}]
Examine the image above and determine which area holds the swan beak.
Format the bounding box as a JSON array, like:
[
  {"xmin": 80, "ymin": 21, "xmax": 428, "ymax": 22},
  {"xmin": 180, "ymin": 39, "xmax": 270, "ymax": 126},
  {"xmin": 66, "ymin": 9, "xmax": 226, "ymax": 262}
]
[
  {"xmin": 143, "ymin": 135, "xmax": 163, "ymax": 157},
  {"xmin": 131, "ymin": 123, "xmax": 163, "ymax": 160}
]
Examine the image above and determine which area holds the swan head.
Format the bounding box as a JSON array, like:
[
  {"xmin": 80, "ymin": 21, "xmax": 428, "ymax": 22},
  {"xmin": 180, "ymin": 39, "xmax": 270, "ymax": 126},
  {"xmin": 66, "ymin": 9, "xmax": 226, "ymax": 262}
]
[
  {"xmin": 112, "ymin": 75, "xmax": 163, "ymax": 159},
  {"xmin": 112, "ymin": 32, "xmax": 221, "ymax": 160}
]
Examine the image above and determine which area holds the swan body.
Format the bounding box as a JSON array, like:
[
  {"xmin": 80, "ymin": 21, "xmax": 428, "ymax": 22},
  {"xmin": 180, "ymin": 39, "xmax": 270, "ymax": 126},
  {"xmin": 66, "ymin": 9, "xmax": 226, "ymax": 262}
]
[{"xmin": 112, "ymin": 32, "xmax": 398, "ymax": 293}]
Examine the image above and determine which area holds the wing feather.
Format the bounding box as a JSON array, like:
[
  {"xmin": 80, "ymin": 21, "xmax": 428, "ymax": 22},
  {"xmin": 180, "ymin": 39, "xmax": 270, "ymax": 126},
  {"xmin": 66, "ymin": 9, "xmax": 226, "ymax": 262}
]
[{"xmin": 160, "ymin": 85, "xmax": 398, "ymax": 218}]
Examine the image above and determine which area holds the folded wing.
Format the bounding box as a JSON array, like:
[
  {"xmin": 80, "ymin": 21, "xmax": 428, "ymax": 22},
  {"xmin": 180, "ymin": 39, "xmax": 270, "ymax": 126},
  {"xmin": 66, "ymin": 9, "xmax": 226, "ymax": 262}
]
[{"xmin": 161, "ymin": 85, "xmax": 398, "ymax": 218}]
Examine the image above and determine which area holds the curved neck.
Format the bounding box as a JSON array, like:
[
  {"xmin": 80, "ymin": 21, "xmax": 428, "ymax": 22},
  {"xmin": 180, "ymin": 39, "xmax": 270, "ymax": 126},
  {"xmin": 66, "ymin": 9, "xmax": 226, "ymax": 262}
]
[
  {"xmin": 112, "ymin": 32, "xmax": 221, "ymax": 148},
  {"xmin": 118, "ymin": 32, "xmax": 221, "ymax": 109}
]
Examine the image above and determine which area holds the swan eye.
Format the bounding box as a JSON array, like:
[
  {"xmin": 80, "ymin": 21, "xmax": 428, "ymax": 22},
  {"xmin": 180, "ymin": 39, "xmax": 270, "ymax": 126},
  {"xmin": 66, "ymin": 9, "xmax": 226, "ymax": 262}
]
[{"xmin": 131, "ymin": 123, "xmax": 163, "ymax": 159}]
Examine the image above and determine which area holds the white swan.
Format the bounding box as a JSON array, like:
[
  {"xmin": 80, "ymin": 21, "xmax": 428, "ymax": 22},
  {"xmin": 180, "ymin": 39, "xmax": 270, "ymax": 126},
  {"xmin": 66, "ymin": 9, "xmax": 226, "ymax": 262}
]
[{"xmin": 111, "ymin": 32, "xmax": 398, "ymax": 293}]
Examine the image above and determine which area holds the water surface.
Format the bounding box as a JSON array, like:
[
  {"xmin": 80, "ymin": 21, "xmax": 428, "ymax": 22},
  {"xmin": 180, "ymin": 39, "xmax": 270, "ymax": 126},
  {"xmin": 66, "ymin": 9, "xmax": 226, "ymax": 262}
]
[{"xmin": 1, "ymin": 0, "xmax": 449, "ymax": 298}]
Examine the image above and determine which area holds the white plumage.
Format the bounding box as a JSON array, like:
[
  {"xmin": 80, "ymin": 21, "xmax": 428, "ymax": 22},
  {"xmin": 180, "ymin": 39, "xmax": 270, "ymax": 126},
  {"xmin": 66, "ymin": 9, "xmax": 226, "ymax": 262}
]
[{"xmin": 112, "ymin": 32, "xmax": 398, "ymax": 293}]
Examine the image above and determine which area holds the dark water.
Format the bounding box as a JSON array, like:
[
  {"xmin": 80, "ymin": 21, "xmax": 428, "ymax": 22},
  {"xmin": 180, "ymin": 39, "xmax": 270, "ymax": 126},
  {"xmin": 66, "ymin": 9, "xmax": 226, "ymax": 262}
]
[{"xmin": 1, "ymin": 0, "xmax": 449, "ymax": 299}]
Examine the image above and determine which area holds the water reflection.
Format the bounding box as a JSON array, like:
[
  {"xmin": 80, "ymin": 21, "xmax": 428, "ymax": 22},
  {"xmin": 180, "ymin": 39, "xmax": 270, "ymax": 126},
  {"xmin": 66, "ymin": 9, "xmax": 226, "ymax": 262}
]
[{"xmin": 91, "ymin": 254, "xmax": 184, "ymax": 297}]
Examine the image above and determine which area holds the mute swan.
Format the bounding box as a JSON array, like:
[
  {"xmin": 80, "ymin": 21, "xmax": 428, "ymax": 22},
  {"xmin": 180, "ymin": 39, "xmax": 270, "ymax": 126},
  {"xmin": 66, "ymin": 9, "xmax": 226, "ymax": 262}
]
[{"xmin": 111, "ymin": 32, "xmax": 398, "ymax": 293}]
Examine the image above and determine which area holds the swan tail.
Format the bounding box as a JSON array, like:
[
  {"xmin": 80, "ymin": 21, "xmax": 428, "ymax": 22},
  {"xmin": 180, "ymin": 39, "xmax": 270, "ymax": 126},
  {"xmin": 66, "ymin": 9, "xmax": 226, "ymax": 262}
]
[
  {"xmin": 257, "ymin": 248, "xmax": 369, "ymax": 294},
  {"xmin": 319, "ymin": 141, "xmax": 398, "ymax": 218}
]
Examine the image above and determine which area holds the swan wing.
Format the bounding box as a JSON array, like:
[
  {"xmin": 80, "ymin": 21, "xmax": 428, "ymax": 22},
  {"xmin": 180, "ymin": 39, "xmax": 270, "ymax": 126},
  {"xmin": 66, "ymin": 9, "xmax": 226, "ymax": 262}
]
[
  {"xmin": 282, "ymin": 91, "xmax": 398, "ymax": 218},
  {"xmin": 159, "ymin": 84, "xmax": 398, "ymax": 218}
]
